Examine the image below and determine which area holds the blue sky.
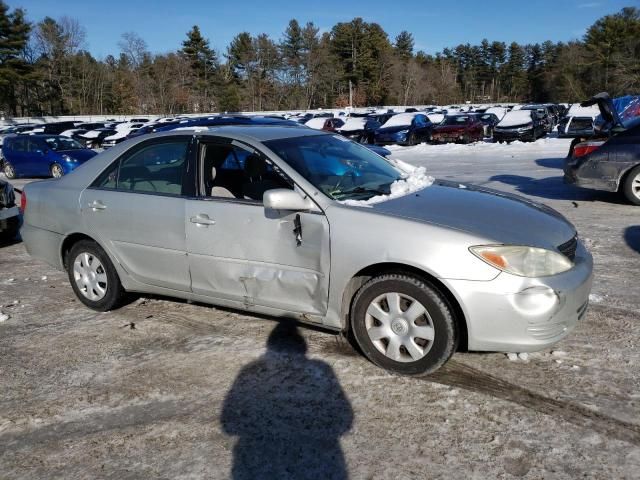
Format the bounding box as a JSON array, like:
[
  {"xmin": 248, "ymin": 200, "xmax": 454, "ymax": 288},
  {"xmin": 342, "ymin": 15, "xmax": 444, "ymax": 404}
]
[{"xmin": 8, "ymin": 0, "xmax": 634, "ymax": 58}]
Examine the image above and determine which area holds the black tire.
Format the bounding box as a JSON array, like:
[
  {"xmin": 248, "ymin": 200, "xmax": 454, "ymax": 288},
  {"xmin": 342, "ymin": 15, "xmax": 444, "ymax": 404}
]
[
  {"xmin": 407, "ymin": 133, "xmax": 416, "ymax": 146},
  {"xmin": 66, "ymin": 239, "xmax": 126, "ymax": 311},
  {"xmin": 622, "ymin": 165, "xmax": 640, "ymax": 206},
  {"xmin": 350, "ymin": 273, "xmax": 458, "ymax": 376},
  {"xmin": 3, "ymin": 162, "xmax": 16, "ymax": 179},
  {"xmin": 50, "ymin": 163, "xmax": 64, "ymax": 178}
]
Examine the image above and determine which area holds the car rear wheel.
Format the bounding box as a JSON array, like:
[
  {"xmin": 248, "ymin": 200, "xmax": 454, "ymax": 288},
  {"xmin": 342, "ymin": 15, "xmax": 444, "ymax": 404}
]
[
  {"xmin": 67, "ymin": 240, "xmax": 126, "ymax": 311},
  {"xmin": 622, "ymin": 165, "xmax": 640, "ymax": 206},
  {"xmin": 50, "ymin": 163, "xmax": 64, "ymax": 178},
  {"xmin": 3, "ymin": 162, "xmax": 16, "ymax": 179},
  {"xmin": 350, "ymin": 274, "xmax": 458, "ymax": 375}
]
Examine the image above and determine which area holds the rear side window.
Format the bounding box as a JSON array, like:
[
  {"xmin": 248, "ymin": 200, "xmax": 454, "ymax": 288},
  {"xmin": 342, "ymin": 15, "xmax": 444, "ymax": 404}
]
[{"xmin": 92, "ymin": 140, "xmax": 189, "ymax": 196}]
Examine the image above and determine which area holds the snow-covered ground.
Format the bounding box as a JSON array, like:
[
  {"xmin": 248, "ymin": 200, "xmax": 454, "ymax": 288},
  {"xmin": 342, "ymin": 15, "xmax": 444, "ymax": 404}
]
[{"xmin": 1, "ymin": 136, "xmax": 640, "ymax": 479}]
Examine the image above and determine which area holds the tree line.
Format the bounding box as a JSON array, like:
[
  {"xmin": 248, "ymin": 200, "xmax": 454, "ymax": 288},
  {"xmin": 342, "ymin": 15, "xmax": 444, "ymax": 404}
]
[{"xmin": 0, "ymin": 2, "xmax": 638, "ymax": 117}]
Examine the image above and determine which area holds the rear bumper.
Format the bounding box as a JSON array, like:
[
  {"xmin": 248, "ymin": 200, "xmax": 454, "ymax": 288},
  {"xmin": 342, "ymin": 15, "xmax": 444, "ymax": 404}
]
[
  {"xmin": 444, "ymin": 240, "xmax": 593, "ymax": 352},
  {"xmin": 20, "ymin": 223, "xmax": 65, "ymax": 270},
  {"xmin": 0, "ymin": 206, "xmax": 19, "ymax": 221},
  {"xmin": 563, "ymin": 158, "xmax": 618, "ymax": 192}
]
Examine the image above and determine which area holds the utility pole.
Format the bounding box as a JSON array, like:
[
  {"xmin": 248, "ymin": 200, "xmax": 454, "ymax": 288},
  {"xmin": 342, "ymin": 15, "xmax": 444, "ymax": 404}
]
[{"xmin": 349, "ymin": 79, "xmax": 353, "ymax": 108}]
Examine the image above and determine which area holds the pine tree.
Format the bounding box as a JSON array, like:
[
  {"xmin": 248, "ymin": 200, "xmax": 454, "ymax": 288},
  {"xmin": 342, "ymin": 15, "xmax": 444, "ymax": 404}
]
[{"xmin": 0, "ymin": 1, "xmax": 31, "ymax": 116}]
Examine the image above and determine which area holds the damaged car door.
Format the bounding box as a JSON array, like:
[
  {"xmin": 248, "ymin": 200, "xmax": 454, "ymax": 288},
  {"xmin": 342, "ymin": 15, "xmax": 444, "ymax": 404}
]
[{"xmin": 184, "ymin": 139, "xmax": 330, "ymax": 317}]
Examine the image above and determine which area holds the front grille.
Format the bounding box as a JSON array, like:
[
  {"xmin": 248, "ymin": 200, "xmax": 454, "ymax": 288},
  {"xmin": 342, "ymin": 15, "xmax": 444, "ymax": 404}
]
[{"xmin": 558, "ymin": 235, "xmax": 578, "ymax": 261}]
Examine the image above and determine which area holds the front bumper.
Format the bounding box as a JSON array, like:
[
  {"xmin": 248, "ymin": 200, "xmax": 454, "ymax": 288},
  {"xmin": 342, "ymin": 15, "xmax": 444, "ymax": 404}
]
[
  {"xmin": 493, "ymin": 129, "xmax": 533, "ymax": 141},
  {"xmin": 444, "ymin": 240, "xmax": 593, "ymax": 352}
]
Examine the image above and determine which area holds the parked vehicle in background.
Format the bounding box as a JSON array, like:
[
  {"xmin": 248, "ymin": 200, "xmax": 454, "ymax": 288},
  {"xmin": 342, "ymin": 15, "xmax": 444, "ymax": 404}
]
[
  {"xmin": 493, "ymin": 110, "xmax": 546, "ymax": 142},
  {"xmin": 521, "ymin": 105, "xmax": 555, "ymax": 133},
  {"xmin": 305, "ymin": 117, "xmax": 345, "ymax": 132},
  {"xmin": 0, "ymin": 178, "xmax": 20, "ymax": 242},
  {"xmin": 2, "ymin": 135, "xmax": 97, "ymax": 179},
  {"xmin": 426, "ymin": 113, "xmax": 445, "ymax": 125},
  {"xmin": 478, "ymin": 113, "xmax": 501, "ymax": 137},
  {"xmin": 336, "ymin": 117, "xmax": 381, "ymax": 143},
  {"xmin": 374, "ymin": 113, "xmax": 434, "ymax": 146},
  {"xmin": 485, "ymin": 106, "xmax": 507, "ymax": 120},
  {"xmin": 557, "ymin": 116, "xmax": 595, "ymax": 138},
  {"xmin": 294, "ymin": 112, "xmax": 333, "ymax": 124},
  {"xmin": 77, "ymin": 128, "xmax": 117, "ymax": 148},
  {"xmin": 564, "ymin": 93, "xmax": 640, "ymax": 205},
  {"xmin": 431, "ymin": 114, "xmax": 484, "ymax": 144},
  {"xmin": 20, "ymin": 125, "xmax": 593, "ymax": 375},
  {"xmin": 102, "ymin": 123, "xmax": 146, "ymax": 148}
]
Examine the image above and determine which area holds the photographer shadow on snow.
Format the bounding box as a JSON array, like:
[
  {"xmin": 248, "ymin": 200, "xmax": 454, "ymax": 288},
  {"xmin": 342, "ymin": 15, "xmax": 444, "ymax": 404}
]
[
  {"xmin": 221, "ymin": 320, "xmax": 353, "ymax": 480},
  {"xmin": 624, "ymin": 226, "xmax": 640, "ymax": 254}
]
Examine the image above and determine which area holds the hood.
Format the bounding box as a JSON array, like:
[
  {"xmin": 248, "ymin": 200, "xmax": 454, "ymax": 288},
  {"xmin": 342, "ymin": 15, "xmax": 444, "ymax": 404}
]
[
  {"xmin": 366, "ymin": 180, "xmax": 576, "ymax": 249},
  {"xmin": 59, "ymin": 149, "xmax": 98, "ymax": 163},
  {"xmin": 582, "ymin": 92, "xmax": 640, "ymax": 133},
  {"xmin": 433, "ymin": 125, "xmax": 467, "ymax": 133},
  {"xmin": 376, "ymin": 125, "xmax": 411, "ymax": 134}
]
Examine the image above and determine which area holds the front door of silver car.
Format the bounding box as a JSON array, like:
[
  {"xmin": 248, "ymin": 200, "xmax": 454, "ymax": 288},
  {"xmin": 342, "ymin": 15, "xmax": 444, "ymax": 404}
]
[
  {"xmin": 185, "ymin": 140, "xmax": 330, "ymax": 315},
  {"xmin": 81, "ymin": 137, "xmax": 192, "ymax": 291}
]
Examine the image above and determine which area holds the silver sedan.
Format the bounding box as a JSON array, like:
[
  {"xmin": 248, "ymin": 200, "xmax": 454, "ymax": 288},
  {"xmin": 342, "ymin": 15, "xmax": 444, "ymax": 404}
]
[{"xmin": 20, "ymin": 126, "xmax": 593, "ymax": 375}]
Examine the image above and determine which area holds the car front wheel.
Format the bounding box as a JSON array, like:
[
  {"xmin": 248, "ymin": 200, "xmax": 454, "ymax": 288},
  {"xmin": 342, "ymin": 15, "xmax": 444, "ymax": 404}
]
[
  {"xmin": 51, "ymin": 163, "xmax": 64, "ymax": 178},
  {"xmin": 67, "ymin": 240, "xmax": 126, "ymax": 311},
  {"xmin": 622, "ymin": 165, "xmax": 640, "ymax": 206},
  {"xmin": 3, "ymin": 162, "xmax": 16, "ymax": 179},
  {"xmin": 351, "ymin": 274, "xmax": 458, "ymax": 375}
]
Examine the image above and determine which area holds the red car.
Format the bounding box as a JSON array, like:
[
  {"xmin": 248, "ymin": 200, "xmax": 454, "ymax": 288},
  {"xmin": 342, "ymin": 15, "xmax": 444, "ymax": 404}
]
[{"xmin": 431, "ymin": 114, "xmax": 484, "ymax": 144}]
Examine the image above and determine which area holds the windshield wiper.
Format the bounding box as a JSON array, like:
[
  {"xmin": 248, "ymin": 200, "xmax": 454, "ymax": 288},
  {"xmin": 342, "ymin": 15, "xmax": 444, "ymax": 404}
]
[{"xmin": 333, "ymin": 185, "xmax": 389, "ymax": 199}]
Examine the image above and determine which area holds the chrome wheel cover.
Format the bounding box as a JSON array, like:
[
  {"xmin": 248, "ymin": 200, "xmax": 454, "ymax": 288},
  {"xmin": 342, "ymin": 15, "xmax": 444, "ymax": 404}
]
[
  {"xmin": 51, "ymin": 164, "xmax": 63, "ymax": 178},
  {"xmin": 365, "ymin": 292, "xmax": 435, "ymax": 363},
  {"xmin": 631, "ymin": 172, "xmax": 640, "ymax": 201},
  {"xmin": 73, "ymin": 252, "xmax": 108, "ymax": 301}
]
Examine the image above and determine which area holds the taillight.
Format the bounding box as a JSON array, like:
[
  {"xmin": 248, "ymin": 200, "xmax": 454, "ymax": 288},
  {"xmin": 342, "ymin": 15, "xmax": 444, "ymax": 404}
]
[
  {"xmin": 573, "ymin": 141, "xmax": 604, "ymax": 158},
  {"xmin": 19, "ymin": 190, "xmax": 27, "ymax": 213}
]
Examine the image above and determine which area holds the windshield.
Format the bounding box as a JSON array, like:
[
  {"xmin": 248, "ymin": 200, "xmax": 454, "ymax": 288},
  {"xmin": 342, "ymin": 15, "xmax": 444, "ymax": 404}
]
[
  {"xmin": 44, "ymin": 137, "xmax": 85, "ymax": 150},
  {"xmin": 264, "ymin": 134, "xmax": 403, "ymax": 201},
  {"xmin": 441, "ymin": 115, "xmax": 470, "ymax": 125}
]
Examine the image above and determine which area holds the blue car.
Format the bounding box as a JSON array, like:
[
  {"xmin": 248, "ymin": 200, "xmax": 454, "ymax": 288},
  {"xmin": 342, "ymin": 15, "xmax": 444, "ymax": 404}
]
[
  {"xmin": 373, "ymin": 112, "xmax": 434, "ymax": 146},
  {"xmin": 2, "ymin": 135, "xmax": 97, "ymax": 179}
]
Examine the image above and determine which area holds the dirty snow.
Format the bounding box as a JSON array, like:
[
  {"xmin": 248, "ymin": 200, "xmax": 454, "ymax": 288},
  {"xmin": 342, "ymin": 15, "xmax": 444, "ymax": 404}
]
[{"xmin": 0, "ymin": 312, "xmax": 9, "ymax": 322}]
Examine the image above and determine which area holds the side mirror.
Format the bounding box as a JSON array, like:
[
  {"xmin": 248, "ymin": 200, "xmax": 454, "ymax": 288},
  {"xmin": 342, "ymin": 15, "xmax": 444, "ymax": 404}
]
[{"xmin": 263, "ymin": 189, "xmax": 315, "ymax": 211}]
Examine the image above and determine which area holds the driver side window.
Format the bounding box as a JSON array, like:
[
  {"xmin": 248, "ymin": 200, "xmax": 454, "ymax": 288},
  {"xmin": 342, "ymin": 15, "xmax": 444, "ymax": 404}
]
[{"xmin": 199, "ymin": 143, "xmax": 292, "ymax": 202}]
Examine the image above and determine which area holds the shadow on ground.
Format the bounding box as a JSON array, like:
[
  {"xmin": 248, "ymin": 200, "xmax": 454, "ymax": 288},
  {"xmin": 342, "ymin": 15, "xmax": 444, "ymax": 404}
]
[
  {"xmin": 221, "ymin": 320, "xmax": 353, "ymax": 480},
  {"xmin": 535, "ymin": 157, "xmax": 565, "ymax": 169},
  {"xmin": 624, "ymin": 226, "xmax": 640, "ymax": 254},
  {"xmin": 490, "ymin": 174, "xmax": 622, "ymax": 203}
]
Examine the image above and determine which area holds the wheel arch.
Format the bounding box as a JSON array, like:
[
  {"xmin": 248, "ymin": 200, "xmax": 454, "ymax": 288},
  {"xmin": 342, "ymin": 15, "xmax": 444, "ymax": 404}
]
[
  {"xmin": 340, "ymin": 262, "xmax": 468, "ymax": 351},
  {"xmin": 617, "ymin": 163, "xmax": 640, "ymax": 192},
  {"xmin": 61, "ymin": 232, "xmax": 101, "ymax": 270}
]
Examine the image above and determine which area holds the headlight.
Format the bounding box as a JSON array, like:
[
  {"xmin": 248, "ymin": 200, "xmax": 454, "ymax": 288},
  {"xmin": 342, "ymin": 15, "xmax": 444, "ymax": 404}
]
[
  {"xmin": 396, "ymin": 129, "xmax": 409, "ymax": 136},
  {"xmin": 62, "ymin": 154, "xmax": 77, "ymax": 162},
  {"xmin": 470, "ymin": 245, "xmax": 573, "ymax": 277},
  {"xmin": 518, "ymin": 123, "xmax": 534, "ymax": 131}
]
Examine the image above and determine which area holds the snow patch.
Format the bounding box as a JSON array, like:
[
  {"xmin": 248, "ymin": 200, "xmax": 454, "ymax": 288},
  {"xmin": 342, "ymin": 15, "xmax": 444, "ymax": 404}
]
[
  {"xmin": 589, "ymin": 294, "xmax": 604, "ymax": 303},
  {"xmin": 0, "ymin": 312, "xmax": 9, "ymax": 322}
]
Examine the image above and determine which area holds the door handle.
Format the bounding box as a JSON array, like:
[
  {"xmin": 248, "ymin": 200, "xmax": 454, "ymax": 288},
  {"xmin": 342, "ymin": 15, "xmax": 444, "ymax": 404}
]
[
  {"xmin": 190, "ymin": 214, "xmax": 216, "ymax": 226},
  {"xmin": 89, "ymin": 200, "xmax": 107, "ymax": 211}
]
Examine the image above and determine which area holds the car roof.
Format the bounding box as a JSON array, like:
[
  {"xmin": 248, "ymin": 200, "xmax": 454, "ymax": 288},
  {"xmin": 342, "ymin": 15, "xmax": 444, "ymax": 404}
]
[{"xmin": 183, "ymin": 125, "xmax": 328, "ymax": 142}]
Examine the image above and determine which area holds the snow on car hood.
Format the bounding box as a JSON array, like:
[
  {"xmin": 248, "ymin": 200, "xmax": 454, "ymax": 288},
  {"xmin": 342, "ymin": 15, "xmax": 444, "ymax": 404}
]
[
  {"xmin": 339, "ymin": 118, "xmax": 367, "ymax": 131},
  {"xmin": 381, "ymin": 113, "xmax": 417, "ymax": 128},
  {"xmin": 365, "ymin": 180, "xmax": 576, "ymax": 249},
  {"xmin": 497, "ymin": 111, "xmax": 533, "ymax": 127},
  {"xmin": 340, "ymin": 160, "xmax": 435, "ymax": 207}
]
